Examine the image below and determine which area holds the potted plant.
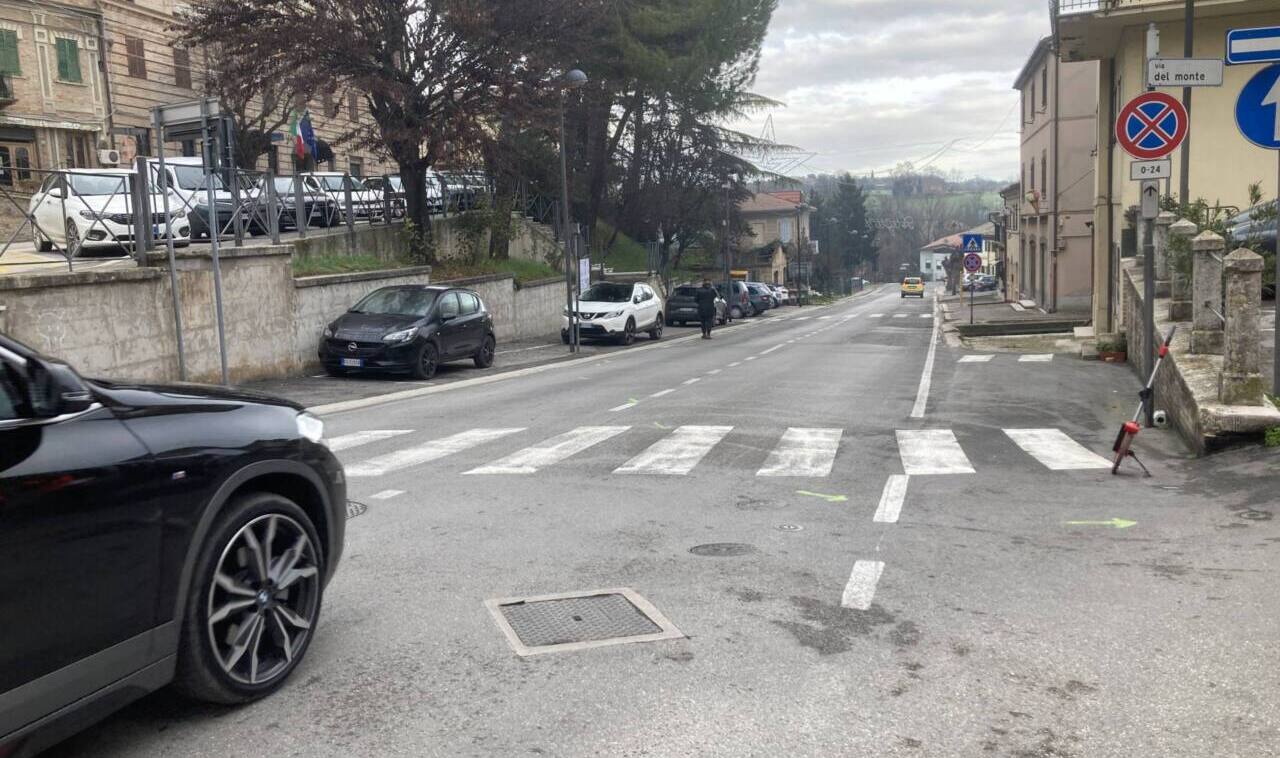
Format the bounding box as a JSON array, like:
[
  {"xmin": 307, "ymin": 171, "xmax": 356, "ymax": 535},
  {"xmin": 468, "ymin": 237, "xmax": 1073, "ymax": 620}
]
[{"xmin": 1097, "ymin": 334, "xmax": 1127, "ymax": 363}]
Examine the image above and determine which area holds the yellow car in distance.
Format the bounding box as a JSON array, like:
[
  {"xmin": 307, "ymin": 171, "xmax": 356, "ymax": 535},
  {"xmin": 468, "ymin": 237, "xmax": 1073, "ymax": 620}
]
[{"xmin": 900, "ymin": 277, "xmax": 925, "ymax": 298}]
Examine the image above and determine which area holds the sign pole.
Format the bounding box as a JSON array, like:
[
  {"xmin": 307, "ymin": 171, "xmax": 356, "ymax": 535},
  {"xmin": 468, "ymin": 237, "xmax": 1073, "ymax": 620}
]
[
  {"xmin": 1275, "ymin": 152, "xmax": 1279, "ymax": 396},
  {"xmin": 1144, "ymin": 27, "xmax": 1158, "ymax": 426}
]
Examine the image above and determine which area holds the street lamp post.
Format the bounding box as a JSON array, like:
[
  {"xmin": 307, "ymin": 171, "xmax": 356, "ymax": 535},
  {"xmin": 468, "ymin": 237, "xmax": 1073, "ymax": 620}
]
[
  {"xmin": 722, "ymin": 180, "xmax": 733, "ymax": 320},
  {"xmin": 558, "ymin": 69, "xmax": 588, "ymax": 353}
]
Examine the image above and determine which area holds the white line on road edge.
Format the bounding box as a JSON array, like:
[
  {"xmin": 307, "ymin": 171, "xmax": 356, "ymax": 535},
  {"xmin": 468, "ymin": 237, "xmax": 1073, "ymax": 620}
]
[
  {"xmin": 465, "ymin": 426, "xmax": 630, "ymax": 475},
  {"xmin": 873, "ymin": 475, "xmax": 910, "ymax": 523},
  {"xmin": 347, "ymin": 428, "xmax": 525, "ymax": 478},
  {"xmin": 909, "ymin": 298, "xmax": 941, "ymax": 419},
  {"xmin": 1002, "ymin": 428, "xmax": 1112, "ymax": 470},
  {"xmin": 650, "ymin": 389, "xmax": 676, "ymax": 398},
  {"xmin": 682, "ymin": 377, "xmax": 702, "ymax": 385},
  {"xmin": 841, "ymin": 560, "xmax": 885, "ymax": 610},
  {"xmin": 327, "ymin": 429, "xmax": 413, "ymax": 452},
  {"xmin": 896, "ymin": 429, "xmax": 975, "ymax": 475},
  {"xmin": 609, "ymin": 401, "xmax": 639, "ymax": 412},
  {"xmin": 369, "ymin": 489, "xmax": 405, "ymax": 500}
]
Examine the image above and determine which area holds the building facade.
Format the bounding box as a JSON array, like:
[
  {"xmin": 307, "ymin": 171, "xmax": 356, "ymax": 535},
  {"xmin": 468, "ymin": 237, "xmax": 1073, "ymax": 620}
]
[
  {"xmin": 1013, "ymin": 36, "xmax": 1098, "ymax": 314},
  {"xmin": 1055, "ymin": 0, "xmax": 1278, "ymax": 333},
  {"xmin": 736, "ymin": 191, "xmax": 811, "ymax": 285}
]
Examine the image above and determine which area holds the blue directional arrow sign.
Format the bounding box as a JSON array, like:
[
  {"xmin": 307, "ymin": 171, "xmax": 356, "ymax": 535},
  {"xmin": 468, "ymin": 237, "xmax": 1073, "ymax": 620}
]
[{"xmin": 1235, "ymin": 64, "xmax": 1280, "ymax": 150}]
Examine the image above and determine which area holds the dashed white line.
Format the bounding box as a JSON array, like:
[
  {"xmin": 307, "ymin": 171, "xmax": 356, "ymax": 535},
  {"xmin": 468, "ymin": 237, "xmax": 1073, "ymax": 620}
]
[
  {"xmin": 760, "ymin": 345, "xmax": 783, "ymax": 355},
  {"xmin": 650, "ymin": 389, "xmax": 676, "ymax": 398},
  {"xmin": 873, "ymin": 475, "xmax": 910, "ymax": 523},
  {"xmin": 369, "ymin": 489, "xmax": 405, "ymax": 500},
  {"xmin": 729, "ymin": 361, "xmax": 742, "ymax": 367},
  {"xmin": 706, "ymin": 369, "xmax": 722, "ymax": 375},
  {"xmin": 609, "ymin": 401, "xmax": 639, "ymax": 412},
  {"xmin": 869, "ymin": 313, "xmax": 885, "ymax": 319},
  {"xmin": 745, "ymin": 356, "xmax": 757, "ymax": 361},
  {"xmin": 841, "ymin": 560, "xmax": 885, "ymax": 610},
  {"xmin": 682, "ymin": 377, "xmax": 702, "ymax": 385},
  {"xmin": 909, "ymin": 304, "xmax": 941, "ymax": 419}
]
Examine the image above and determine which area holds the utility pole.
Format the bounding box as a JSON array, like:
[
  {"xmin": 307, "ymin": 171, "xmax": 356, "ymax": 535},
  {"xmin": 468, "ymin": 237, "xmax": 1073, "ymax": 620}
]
[{"xmin": 1179, "ymin": 0, "xmax": 1194, "ymax": 205}]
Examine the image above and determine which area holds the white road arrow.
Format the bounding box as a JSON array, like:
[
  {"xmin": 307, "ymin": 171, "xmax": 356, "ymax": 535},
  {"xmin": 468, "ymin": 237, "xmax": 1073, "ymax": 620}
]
[{"xmin": 1264, "ymin": 72, "xmax": 1280, "ymax": 142}]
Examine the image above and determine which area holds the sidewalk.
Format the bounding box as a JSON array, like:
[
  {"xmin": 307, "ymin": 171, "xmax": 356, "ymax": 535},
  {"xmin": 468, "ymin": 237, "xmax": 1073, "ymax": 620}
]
[{"xmin": 939, "ymin": 289, "xmax": 1090, "ymax": 336}]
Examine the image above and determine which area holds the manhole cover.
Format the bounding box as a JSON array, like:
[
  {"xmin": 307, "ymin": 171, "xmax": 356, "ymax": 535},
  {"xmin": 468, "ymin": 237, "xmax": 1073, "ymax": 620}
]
[
  {"xmin": 777, "ymin": 523, "xmax": 803, "ymax": 532},
  {"xmin": 1239, "ymin": 509, "xmax": 1272, "ymax": 521},
  {"xmin": 345, "ymin": 500, "xmax": 367, "ymax": 520},
  {"xmin": 689, "ymin": 542, "xmax": 757, "ymax": 557},
  {"xmin": 485, "ymin": 588, "xmax": 683, "ymax": 656}
]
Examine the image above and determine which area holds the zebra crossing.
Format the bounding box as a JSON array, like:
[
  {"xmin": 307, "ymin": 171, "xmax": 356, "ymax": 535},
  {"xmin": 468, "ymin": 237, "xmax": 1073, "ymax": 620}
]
[{"xmin": 330, "ymin": 424, "xmax": 1112, "ymax": 480}]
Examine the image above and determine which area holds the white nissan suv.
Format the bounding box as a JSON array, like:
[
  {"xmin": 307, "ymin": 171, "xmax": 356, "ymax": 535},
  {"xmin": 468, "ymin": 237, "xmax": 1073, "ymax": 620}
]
[{"xmin": 563, "ymin": 281, "xmax": 664, "ymax": 346}]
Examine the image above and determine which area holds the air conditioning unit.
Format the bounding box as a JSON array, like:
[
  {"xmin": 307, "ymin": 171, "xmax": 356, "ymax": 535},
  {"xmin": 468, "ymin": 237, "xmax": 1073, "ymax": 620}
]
[{"xmin": 98, "ymin": 149, "xmax": 121, "ymax": 165}]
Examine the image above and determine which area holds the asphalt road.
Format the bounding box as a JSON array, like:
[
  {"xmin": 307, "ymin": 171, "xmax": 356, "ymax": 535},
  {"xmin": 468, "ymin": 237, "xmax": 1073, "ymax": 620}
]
[{"xmin": 46, "ymin": 285, "xmax": 1280, "ymax": 758}]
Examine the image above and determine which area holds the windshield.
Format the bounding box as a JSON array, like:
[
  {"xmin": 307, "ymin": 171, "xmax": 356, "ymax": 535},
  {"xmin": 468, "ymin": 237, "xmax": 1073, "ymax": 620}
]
[
  {"xmin": 672, "ymin": 287, "xmax": 701, "ymax": 297},
  {"xmin": 271, "ymin": 177, "xmax": 300, "ymax": 193},
  {"xmin": 319, "ymin": 175, "xmax": 367, "ymax": 191},
  {"xmin": 904, "ymin": 278, "xmax": 922, "ymax": 284},
  {"xmin": 68, "ymin": 174, "xmax": 132, "ymax": 196},
  {"xmin": 350, "ymin": 288, "xmax": 439, "ymax": 317},
  {"xmin": 171, "ymin": 165, "xmax": 226, "ymax": 191},
  {"xmin": 580, "ymin": 283, "xmax": 633, "ymax": 303}
]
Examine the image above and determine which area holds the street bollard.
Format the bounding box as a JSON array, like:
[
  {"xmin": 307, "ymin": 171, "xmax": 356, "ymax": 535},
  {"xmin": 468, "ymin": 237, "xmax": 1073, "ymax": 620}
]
[
  {"xmin": 1167, "ymin": 217, "xmax": 1196, "ymax": 322},
  {"xmin": 1152, "ymin": 211, "xmax": 1175, "ymax": 298},
  {"xmin": 1190, "ymin": 230, "xmax": 1224, "ymax": 355},
  {"xmin": 343, "ymin": 173, "xmax": 356, "ymax": 252},
  {"xmin": 266, "ymin": 171, "xmax": 281, "ymax": 244},
  {"xmin": 1219, "ymin": 248, "xmax": 1265, "ymax": 404}
]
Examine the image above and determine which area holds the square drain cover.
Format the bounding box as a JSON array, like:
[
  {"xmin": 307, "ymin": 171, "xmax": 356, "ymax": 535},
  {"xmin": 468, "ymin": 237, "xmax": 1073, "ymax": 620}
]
[{"xmin": 485, "ymin": 587, "xmax": 683, "ymax": 656}]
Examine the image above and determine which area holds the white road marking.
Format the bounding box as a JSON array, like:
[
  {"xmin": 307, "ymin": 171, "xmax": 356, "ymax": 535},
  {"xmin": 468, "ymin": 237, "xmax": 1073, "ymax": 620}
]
[
  {"xmin": 1002, "ymin": 428, "xmax": 1112, "ymax": 470},
  {"xmin": 650, "ymin": 389, "xmax": 676, "ymax": 398},
  {"xmin": 1019, "ymin": 354, "xmax": 1054, "ymax": 362},
  {"xmin": 919, "ymin": 313, "xmax": 932, "ymax": 319},
  {"xmin": 759, "ymin": 345, "xmax": 784, "ymax": 355},
  {"xmin": 869, "ymin": 313, "xmax": 885, "ymax": 319},
  {"xmin": 347, "ymin": 428, "xmax": 525, "ymax": 477},
  {"xmin": 895, "ymin": 429, "xmax": 974, "ymax": 475},
  {"xmin": 909, "ymin": 304, "xmax": 941, "ymax": 419},
  {"xmin": 893, "ymin": 313, "xmax": 909, "ymax": 319},
  {"xmin": 794, "ymin": 316, "xmax": 811, "ymax": 321},
  {"xmin": 327, "ymin": 429, "xmax": 413, "ymax": 453},
  {"xmin": 706, "ymin": 369, "xmax": 722, "ymax": 375},
  {"xmin": 609, "ymin": 401, "xmax": 638, "ymax": 412},
  {"xmin": 466, "ymin": 426, "xmax": 630, "ymax": 475},
  {"xmin": 873, "ymin": 474, "xmax": 910, "ymax": 523},
  {"xmin": 369, "ymin": 489, "xmax": 405, "ymax": 500},
  {"xmin": 756, "ymin": 428, "xmax": 843, "ymax": 477},
  {"xmin": 957, "ymin": 355, "xmax": 995, "ymax": 363},
  {"xmin": 745, "ymin": 356, "xmax": 757, "ymax": 361},
  {"xmin": 682, "ymin": 377, "xmax": 702, "ymax": 385},
  {"xmin": 729, "ymin": 361, "xmax": 742, "ymax": 367},
  {"xmin": 819, "ymin": 316, "xmax": 833, "ymax": 320},
  {"xmin": 841, "ymin": 560, "xmax": 885, "ymax": 610},
  {"xmin": 615, "ymin": 425, "xmax": 733, "ymax": 475}
]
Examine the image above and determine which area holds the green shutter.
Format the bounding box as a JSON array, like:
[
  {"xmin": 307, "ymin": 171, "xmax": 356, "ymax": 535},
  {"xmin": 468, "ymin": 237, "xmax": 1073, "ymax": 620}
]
[
  {"xmin": 0, "ymin": 30, "xmax": 18, "ymax": 75},
  {"xmin": 56, "ymin": 38, "xmax": 81, "ymax": 83}
]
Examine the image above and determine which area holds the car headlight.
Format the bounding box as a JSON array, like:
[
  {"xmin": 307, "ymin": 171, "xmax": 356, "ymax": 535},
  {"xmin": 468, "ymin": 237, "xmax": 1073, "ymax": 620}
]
[
  {"xmin": 322, "ymin": 324, "xmax": 334, "ymax": 338},
  {"xmin": 78, "ymin": 210, "xmax": 107, "ymax": 220},
  {"xmin": 296, "ymin": 412, "xmax": 325, "ymax": 445},
  {"xmin": 605, "ymin": 310, "xmax": 624, "ymax": 319},
  {"xmin": 382, "ymin": 327, "xmax": 417, "ymax": 343}
]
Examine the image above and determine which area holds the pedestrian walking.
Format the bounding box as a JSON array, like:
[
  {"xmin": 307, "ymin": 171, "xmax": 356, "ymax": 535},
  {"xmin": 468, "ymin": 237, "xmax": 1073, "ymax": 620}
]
[{"xmin": 695, "ymin": 278, "xmax": 718, "ymax": 339}]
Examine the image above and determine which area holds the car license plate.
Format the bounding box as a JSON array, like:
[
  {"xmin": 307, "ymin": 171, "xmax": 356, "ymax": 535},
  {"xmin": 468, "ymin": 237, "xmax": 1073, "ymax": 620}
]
[
  {"xmin": 153, "ymin": 225, "xmax": 161, "ymax": 237},
  {"xmin": 340, "ymin": 358, "xmax": 364, "ymax": 368}
]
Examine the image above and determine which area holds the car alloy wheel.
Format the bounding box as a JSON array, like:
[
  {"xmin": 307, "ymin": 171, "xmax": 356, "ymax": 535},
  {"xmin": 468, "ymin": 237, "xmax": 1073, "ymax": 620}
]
[
  {"xmin": 474, "ymin": 335, "xmax": 495, "ymax": 369},
  {"xmin": 206, "ymin": 513, "xmax": 320, "ymax": 687},
  {"xmin": 620, "ymin": 319, "xmax": 635, "ymax": 346},
  {"xmin": 414, "ymin": 342, "xmax": 439, "ymax": 379},
  {"xmin": 649, "ymin": 316, "xmax": 663, "ymax": 340},
  {"xmin": 65, "ymin": 218, "xmax": 80, "ymax": 252}
]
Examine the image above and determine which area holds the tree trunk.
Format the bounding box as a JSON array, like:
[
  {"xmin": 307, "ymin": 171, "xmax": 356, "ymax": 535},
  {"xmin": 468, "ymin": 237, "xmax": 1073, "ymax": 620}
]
[
  {"xmin": 488, "ymin": 180, "xmax": 516, "ymax": 260},
  {"xmin": 398, "ymin": 159, "xmax": 434, "ymax": 264},
  {"xmin": 618, "ymin": 90, "xmax": 647, "ymax": 238},
  {"xmin": 582, "ymin": 92, "xmax": 612, "ymax": 253}
]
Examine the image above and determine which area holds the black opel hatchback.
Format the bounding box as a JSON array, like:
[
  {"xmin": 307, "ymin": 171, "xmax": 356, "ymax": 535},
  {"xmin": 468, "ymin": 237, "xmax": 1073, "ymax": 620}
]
[
  {"xmin": 318, "ymin": 285, "xmax": 497, "ymax": 380},
  {"xmin": 0, "ymin": 334, "xmax": 345, "ymax": 757}
]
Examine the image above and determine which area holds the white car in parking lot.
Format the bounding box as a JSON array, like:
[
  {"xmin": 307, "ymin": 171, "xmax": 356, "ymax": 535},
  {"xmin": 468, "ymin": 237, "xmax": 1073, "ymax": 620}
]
[
  {"xmin": 28, "ymin": 169, "xmax": 191, "ymax": 252},
  {"xmin": 563, "ymin": 281, "xmax": 664, "ymax": 345}
]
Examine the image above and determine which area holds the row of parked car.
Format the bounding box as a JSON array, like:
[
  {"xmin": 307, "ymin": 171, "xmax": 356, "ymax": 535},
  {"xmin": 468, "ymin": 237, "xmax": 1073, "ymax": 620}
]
[{"xmin": 27, "ymin": 159, "xmax": 489, "ymax": 254}]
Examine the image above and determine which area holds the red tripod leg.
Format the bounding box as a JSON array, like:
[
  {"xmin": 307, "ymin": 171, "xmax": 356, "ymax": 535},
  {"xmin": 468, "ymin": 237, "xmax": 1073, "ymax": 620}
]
[{"xmin": 1111, "ymin": 421, "xmax": 1141, "ymax": 475}]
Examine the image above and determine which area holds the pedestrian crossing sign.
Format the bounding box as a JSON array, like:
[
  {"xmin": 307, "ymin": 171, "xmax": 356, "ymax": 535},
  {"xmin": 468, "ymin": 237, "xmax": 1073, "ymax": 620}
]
[{"xmin": 961, "ymin": 234, "xmax": 983, "ymax": 253}]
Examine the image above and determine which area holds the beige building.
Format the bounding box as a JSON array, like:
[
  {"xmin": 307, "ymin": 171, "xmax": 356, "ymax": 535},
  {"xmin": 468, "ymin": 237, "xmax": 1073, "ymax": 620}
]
[
  {"xmin": 1055, "ymin": 0, "xmax": 1278, "ymax": 332},
  {"xmin": 999, "ymin": 181, "xmax": 1021, "ymax": 295},
  {"xmin": 1012, "ymin": 35, "xmax": 1097, "ymax": 314},
  {"xmin": 736, "ymin": 191, "xmax": 811, "ymax": 285}
]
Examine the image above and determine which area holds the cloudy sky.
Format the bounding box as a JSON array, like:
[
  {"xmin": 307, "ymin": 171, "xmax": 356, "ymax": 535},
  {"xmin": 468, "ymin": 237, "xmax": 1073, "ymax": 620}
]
[{"xmin": 733, "ymin": 0, "xmax": 1051, "ymax": 181}]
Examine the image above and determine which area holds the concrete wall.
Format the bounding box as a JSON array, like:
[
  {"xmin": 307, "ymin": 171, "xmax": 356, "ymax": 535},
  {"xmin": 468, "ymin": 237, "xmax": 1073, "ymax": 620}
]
[
  {"xmin": 0, "ymin": 247, "xmax": 565, "ymax": 383},
  {"xmin": 289, "ymin": 215, "xmax": 561, "ymax": 268}
]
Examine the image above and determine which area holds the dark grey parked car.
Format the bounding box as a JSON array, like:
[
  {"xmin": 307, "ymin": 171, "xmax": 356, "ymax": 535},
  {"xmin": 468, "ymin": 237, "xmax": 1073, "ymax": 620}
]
[
  {"xmin": 745, "ymin": 282, "xmax": 774, "ymax": 315},
  {"xmin": 665, "ymin": 285, "xmax": 727, "ymax": 326}
]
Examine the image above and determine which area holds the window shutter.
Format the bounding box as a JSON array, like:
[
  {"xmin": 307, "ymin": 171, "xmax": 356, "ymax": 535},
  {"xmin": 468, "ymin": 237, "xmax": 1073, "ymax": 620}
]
[
  {"xmin": 0, "ymin": 30, "xmax": 19, "ymax": 75},
  {"xmin": 56, "ymin": 39, "xmax": 70, "ymax": 80}
]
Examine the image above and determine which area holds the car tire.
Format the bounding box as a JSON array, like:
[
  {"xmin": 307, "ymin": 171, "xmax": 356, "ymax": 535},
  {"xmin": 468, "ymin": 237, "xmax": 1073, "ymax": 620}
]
[
  {"xmin": 561, "ymin": 331, "xmax": 570, "ymax": 345},
  {"xmin": 173, "ymin": 492, "xmax": 324, "ymax": 705},
  {"xmin": 34, "ymin": 229, "xmax": 53, "ymax": 252},
  {"xmin": 730, "ymin": 306, "xmax": 743, "ymax": 320},
  {"xmin": 619, "ymin": 318, "xmax": 636, "ymax": 346},
  {"xmin": 412, "ymin": 341, "xmax": 439, "ymax": 380},
  {"xmin": 648, "ymin": 316, "xmax": 663, "ymax": 341},
  {"xmin": 474, "ymin": 335, "xmax": 495, "ymax": 369},
  {"xmin": 65, "ymin": 218, "xmax": 79, "ymax": 249}
]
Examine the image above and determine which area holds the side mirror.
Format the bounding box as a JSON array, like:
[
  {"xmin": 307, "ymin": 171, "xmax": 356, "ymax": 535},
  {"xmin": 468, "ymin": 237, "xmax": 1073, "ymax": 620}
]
[
  {"xmin": 439, "ymin": 311, "xmax": 457, "ymax": 322},
  {"xmin": 26, "ymin": 359, "xmax": 93, "ymax": 417},
  {"xmin": 633, "ymin": 295, "xmax": 642, "ymax": 304},
  {"xmin": 47, "ymin": 187, "xmax": 64, "ymax": 199}
]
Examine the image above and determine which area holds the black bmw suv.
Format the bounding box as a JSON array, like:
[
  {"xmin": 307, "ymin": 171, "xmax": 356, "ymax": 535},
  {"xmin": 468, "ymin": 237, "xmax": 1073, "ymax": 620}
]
[{"xmin": 0, "ymin": 334, "xmax": 346, "ymax": 757}]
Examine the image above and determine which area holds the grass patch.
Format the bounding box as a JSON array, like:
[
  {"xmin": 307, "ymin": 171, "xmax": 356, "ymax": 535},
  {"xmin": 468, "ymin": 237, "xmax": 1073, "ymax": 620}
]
[
  {"xmin": 1265, "ymin": 427, "xmax": 1280, "ymax": 448},
  {"xmin": 293, "ymin": 254, "xmax": 406, "ymax": 277},
  {"xmin": 594, "ymin": 221, "xmax": 649, "ymax": 272},
  {"xmin": 433, "ymin": 257, "xmax": 560, "ymax": 285}
]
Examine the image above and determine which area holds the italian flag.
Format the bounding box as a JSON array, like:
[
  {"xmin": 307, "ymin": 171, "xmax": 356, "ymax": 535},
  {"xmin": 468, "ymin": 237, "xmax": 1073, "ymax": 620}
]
[{"xmin": 289, "ymin": 110, "xmax": 306, "ymax": 160}]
